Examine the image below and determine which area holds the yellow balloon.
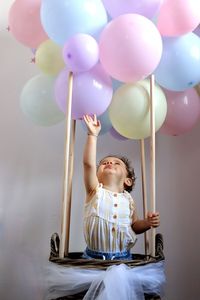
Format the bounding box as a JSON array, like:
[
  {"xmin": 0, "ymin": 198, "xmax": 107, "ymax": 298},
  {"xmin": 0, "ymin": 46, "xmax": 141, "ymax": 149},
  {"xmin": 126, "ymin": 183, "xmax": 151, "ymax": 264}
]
[
  {"xmin": 35, "ymin": 39, "xmax": 65, "ymax": 75},
  {"xmin": 109, "ymin": 79, "xmax": 167, "ymax": 139}
]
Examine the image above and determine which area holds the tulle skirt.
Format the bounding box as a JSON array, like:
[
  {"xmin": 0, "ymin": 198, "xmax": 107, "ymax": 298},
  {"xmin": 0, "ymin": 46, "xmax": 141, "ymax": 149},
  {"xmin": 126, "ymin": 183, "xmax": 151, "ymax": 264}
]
[{"xmin": 44, "ymin": 260, "xmax": 166, "ymax": 300}]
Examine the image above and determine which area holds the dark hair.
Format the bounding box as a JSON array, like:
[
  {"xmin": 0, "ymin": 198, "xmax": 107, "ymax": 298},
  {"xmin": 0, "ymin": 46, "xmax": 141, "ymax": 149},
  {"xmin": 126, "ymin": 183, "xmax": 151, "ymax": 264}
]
[{"xmin": 98, "ymin": 155, "xmax": 136, "ymax": 193}]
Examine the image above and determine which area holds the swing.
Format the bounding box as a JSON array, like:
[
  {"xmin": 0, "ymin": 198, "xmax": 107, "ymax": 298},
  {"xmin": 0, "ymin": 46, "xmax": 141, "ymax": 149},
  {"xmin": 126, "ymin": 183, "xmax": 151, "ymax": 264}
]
[{"xmin": 46, "ymin": 74, "xmax": 165, "ymax": 300}]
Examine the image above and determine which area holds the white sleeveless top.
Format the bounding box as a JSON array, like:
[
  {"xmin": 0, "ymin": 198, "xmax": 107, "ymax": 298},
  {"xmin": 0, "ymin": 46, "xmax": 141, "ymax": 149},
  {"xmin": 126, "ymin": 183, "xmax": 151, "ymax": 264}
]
[{"xmin": 84, "ymin": 184, "xmax": 137, "ymax": 253}]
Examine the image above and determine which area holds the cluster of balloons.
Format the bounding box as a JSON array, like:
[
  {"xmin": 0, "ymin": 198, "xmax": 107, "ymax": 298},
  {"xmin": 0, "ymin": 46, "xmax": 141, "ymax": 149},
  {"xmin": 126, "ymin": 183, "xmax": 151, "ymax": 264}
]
[{"xmin": 8, "ymin": 0, "xmax": 200, "ymax": 138}]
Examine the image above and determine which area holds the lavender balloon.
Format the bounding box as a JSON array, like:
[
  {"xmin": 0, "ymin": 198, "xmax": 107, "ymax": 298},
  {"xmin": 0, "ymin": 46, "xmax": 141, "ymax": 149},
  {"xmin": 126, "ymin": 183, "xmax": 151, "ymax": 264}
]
[
  {"xmin": 193, "ymin": 24, "xmax": 200, "ymax": 37},
  {"xmin": 102, "ymin": 0, "xmax": 163, "ymax": 19},
  {"xmin": 63, "ymin": 33, "xmax": 99, "ymax": 73},
  {"xmin": 55, "ymin": 64, "xmax": 113, "ymax": 119}
]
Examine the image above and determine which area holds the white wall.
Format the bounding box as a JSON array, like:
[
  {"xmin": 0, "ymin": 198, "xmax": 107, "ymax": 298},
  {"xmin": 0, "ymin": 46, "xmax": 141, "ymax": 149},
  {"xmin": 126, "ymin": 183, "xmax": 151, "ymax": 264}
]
[{"xmin": 1, "ymin": 2, "xmax": 200, "ymax": 299}]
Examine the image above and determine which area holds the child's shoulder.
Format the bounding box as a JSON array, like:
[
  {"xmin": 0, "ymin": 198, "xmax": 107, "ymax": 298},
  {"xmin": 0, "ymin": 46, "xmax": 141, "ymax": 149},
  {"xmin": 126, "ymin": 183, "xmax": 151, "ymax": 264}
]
[
  {"xmin": 124, "ymin": 190, "xmax": 134, "ymax": 199},
  {"xmin": 124, "ymin": 190, "xmax": 136, "ymax": 206},
  {"xmin": 85, "ymin": 183, "xmax": 102, "ymax": 203}
]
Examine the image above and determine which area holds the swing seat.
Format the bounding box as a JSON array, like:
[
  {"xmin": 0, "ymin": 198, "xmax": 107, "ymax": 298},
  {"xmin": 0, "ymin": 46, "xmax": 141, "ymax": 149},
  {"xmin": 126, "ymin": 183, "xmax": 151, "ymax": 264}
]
[{"xmin": 48, "ymin": 233, "xmax": 164, "ymax": 300}]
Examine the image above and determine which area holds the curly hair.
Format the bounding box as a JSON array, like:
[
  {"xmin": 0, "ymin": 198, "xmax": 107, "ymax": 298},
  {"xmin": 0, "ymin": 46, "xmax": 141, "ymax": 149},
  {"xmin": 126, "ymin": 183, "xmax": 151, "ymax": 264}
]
[{"xmin": 98, "ymin": 155, "xmax": 136, "ymax": 193}]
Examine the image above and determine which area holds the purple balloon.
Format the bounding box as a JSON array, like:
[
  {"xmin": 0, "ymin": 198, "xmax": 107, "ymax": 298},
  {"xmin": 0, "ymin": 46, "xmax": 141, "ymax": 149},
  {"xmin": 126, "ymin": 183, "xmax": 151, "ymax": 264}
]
[
  {"xmin": 193, "ymin": 24, "xmax": 200, "ymax": 37},
  {"xmin": 109, "ymin": 127, "xmax": 128, "ymax": 141},
  {"xmin": 63, "ymin": 33, "xmax": 99, "ymax": 73},
  {"xmin": 102, "ymin": 0, "xmax": 163, "ymax": 19},
  {"xmin": 54, "ymin": 64, "xmax": 113, "ymax": 120}
]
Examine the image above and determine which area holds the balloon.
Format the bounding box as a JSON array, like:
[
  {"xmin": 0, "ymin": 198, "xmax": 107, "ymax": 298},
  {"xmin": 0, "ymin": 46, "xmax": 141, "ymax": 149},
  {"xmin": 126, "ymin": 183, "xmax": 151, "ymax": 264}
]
[
  {"xmin": 41, "ymin": 0, "xmax": 108, "ymax": 45},
  {"xmin": 99, "ymin": 14, "xmax": 162, "ymax": 83},
  {"xmin": 81, "ymin": 109, "xmax": 112, "ymax": 135},
  {"xmin": 109, "ymin": 127, "xmax": 128, "ymax": 141},
  {"xmin": 55, "ymin": 64, "xmax": 113, "ymax": 120},
  {"xmin": 112, "ymin": 79, "xmax": 123, "ymax": 92},
  {"xmin": 193, "ymin": 24, "xmax": 200, "ymax": 37},
  {"xmin": 157, "ymin": 0, "xmax": 200, "ymax": 37},
  {"xmin": 109, "ymin": 80, "xmax": 167, "ymax": 139},
  {"xmin": 8, "ymin": 0, "xmax": 48, "ymax": 48},
  {"xmin": 20, "ymin": 75, "xmax": 65, "ymax": 126},
  {"xmin": 155, "ymin": 33, "xmax": 200, "ymax": 91},
  {"xmin": 102, "ymin": 0, "xmax": 163, "ymax": 20},
  {"xmin": 97, "ymin": 110, "xmax": 112, "ymax": 134},
  {"xmin": 63, "ymin": 34, "xmax": 99, "ymax": 73},
  {"xmin": 31, "ymin": 48, "xmax": 37, "ymax": 54},
  {"xmin": 35, "ymin": 40, "xmax": 65, "ymax": 75},
  {"xmin": 160, "ymin": 88, "xmax": 200, "ymax": 136}
]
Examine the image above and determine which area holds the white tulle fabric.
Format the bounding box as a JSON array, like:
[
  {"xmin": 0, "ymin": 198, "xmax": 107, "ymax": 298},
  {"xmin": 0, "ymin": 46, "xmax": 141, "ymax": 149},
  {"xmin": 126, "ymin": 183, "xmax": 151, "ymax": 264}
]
[{"xmin": 44, "ymin": 261, "xmax": 165, "ymax": 300}]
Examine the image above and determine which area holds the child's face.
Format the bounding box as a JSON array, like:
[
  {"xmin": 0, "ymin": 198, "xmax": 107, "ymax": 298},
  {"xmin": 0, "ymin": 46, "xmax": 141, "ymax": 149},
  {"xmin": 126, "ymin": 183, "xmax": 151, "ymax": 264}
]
[{"xmin": 97, "ymin": 156, "xmax": 128, "ymax": 181}]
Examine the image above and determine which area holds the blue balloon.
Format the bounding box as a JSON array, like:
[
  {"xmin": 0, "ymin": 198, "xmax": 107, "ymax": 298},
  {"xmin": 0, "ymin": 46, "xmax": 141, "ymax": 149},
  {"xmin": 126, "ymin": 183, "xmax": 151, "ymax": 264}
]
[
  {"xmin": 155, "ymin": 33, "xmax": 200, "ymax": 91},
  {"xmin": 112, "ymin": 79, "xmax": 122, "ymax": 92},
  {"xmin": 41, "ymin": 0, "xmax": 108, "ymax": 45},
  {"xmin": 98, "ymin": 109, "xmax": 112, "ymax": 134}
]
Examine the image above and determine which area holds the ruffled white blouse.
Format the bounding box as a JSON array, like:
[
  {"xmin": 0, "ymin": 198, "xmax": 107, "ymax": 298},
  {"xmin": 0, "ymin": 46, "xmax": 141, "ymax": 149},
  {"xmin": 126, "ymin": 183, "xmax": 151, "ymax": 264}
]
[{"xmin": 84, "ymin": 184, "xmax": 137, "ymax": 252}]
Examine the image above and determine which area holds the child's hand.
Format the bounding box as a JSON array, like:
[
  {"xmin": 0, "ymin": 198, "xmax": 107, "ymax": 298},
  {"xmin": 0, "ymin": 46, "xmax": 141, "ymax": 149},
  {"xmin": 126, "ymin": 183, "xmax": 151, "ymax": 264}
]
[
  {"xmin": 147, "ymin": 212, "xmax": 160, "ymax": 228},
  {"xmin": 83, "ymin": 114, "xmax": 101, "ymax": 137}
]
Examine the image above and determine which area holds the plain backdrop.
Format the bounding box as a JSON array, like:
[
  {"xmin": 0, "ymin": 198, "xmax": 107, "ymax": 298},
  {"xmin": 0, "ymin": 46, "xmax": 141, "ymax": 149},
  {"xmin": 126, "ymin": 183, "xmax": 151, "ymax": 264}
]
[{"xmin": 0, "ymin": 1, "xmax": 200, "ymax": 299}]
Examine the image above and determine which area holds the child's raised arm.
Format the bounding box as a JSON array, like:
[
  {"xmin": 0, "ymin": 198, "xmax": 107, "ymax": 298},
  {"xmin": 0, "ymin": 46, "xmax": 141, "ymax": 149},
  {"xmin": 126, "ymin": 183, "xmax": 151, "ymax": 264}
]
[{"xmin": 83, "ymin": 115, "xmax": 101, "ymax": 196}]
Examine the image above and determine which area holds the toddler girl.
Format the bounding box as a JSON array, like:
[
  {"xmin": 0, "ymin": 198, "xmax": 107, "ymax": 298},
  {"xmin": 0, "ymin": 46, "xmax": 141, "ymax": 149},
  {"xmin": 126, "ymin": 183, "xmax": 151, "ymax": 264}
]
[{"xmin": 83, "ymin": 114, "xmax": 160, "ymax": 260}]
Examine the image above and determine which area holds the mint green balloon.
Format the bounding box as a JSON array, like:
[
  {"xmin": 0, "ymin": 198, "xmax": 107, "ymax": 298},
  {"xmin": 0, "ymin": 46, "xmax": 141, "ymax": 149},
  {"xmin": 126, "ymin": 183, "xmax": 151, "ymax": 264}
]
[
  {"xmin": 20, "ymin": 74, "xmax": 65, "ymax": 126},
  {"xmin": 109, "ymin": 79, "xmax": 167, "ymax": 139}
]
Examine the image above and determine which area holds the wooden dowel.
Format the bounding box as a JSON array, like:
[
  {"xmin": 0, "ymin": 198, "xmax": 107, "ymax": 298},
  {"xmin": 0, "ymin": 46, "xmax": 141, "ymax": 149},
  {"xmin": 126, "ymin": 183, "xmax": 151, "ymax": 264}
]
[
  {"xmin": 59, "ymin": 71, "xmax": 74, "ymax": 258},
  {"xmin": 140, "ymin": 139, "xmax": 149, "ymax": 256},
  {"xmin": 150, "ymin": 74, "xmax": 156, "ymax": 256},
  {"xmin": 68, "ymin": 120, "xmax": 76, "ymax": 206},
  {"xmin": 64, "ymin": 119, "xmax": 76, "ymax": 256},
  {"xmin": 194, "ymin": 84, "xmax": 200, "ymax": 97}
]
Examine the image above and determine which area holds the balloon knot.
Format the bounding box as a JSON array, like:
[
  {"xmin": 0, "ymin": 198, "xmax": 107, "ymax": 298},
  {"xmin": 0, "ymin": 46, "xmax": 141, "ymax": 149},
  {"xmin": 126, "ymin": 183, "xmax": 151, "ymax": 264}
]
[{"xmin": 30, "ymin": 57, "xmax": 35, "ymax": 64}]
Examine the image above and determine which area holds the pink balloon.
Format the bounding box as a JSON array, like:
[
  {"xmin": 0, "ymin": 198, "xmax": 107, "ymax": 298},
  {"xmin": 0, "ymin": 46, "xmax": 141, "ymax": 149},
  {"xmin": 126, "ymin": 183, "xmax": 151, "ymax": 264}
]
[
  {"xmin": 102, "ymin": 0, "xmax": 163, "ymax": 19},
  {"xmin": 99, "ymin": 14, "xmax": 162, "ymax": 83},
  {"xmin": 54, "ymin": 64, "xmax": 113, "ymax": 120},
  {"xmin": 8, "ymin": 0, "xmax": 48, "ymax": 48},
  {"xmin": 160, "ymin": 88, "xmax": 200, "ymax": 136},
  {"xmin": 63, "ymin": 34, "xmax": 99, "ymax": 73},
  {"xmin": 157, "ymin": 0, "xmax": 200, "ymax": 37}
]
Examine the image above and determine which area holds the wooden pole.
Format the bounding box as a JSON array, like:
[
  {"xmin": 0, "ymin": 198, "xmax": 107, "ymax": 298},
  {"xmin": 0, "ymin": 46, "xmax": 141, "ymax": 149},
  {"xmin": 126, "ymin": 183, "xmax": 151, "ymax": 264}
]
[
  {"xmin": 59, "ymin": 72, "xmax": 74, "ymax": 258},
  {"xmin": 194, "ymin": 84, "xmax": 200, "ymax": 97},
  {"xmin": 64, "ymin": 119, "xmax": 76, "ymax": 256},
  {"xmin": 140, "ymin": 139, "xmax": 149, "ymax": 256},
  {"xmin": 150, "ymin": 74, "xmax": 156, "ymax": 257},
  {"xmin": 68, "ymin": 120, "xmax": 76, "ymax": 211}
]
